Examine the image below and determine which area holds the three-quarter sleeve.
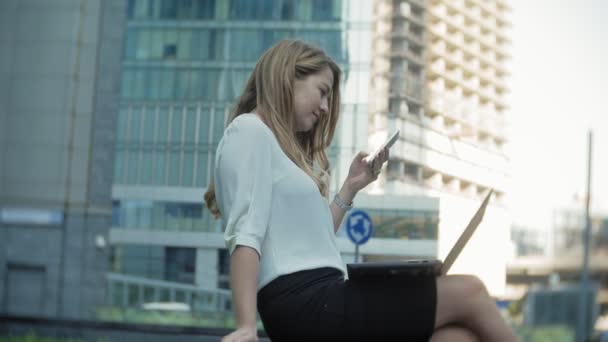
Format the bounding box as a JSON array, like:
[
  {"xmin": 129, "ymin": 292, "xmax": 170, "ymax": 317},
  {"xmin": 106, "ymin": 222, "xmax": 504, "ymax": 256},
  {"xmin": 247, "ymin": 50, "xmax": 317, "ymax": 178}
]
[{"xmin": 214, "ymin": 119, "xmax": 274, "ymax": 257}]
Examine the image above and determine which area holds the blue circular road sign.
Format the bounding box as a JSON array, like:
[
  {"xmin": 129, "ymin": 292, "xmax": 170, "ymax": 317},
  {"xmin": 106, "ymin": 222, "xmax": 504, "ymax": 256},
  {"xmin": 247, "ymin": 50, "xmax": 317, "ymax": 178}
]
[{"xmin": 346, "ymin": 209, "xmax": 373, "ymax": 245}]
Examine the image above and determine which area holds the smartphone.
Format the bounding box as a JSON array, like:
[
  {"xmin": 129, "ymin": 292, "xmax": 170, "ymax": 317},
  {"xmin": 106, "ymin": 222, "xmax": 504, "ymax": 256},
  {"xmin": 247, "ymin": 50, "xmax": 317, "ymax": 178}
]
[{"xmin": 363, "ymin": 129, "xmax": 400, "ymax": 167}]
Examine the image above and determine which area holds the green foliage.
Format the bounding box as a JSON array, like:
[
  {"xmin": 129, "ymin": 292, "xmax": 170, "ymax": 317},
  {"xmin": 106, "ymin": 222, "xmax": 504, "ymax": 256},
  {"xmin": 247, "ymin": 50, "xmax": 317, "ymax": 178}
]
[
  {"xmin": 504, "ymin": 306, "xmax": 575, "ymax": 342},
  {"xmin": 95, "ymin": 306, "xmax": 264, "ymax": 330},
  {"xmin": 0, "ymin": 332, "xmax": 106, "ymax": 342},
  {"xmin": 514, "ymin": 325, "xmax": 575, "ymax": 342},
  {"xmin": 0, "ymin": 333, "xmax": 73, "ymax": 342}
]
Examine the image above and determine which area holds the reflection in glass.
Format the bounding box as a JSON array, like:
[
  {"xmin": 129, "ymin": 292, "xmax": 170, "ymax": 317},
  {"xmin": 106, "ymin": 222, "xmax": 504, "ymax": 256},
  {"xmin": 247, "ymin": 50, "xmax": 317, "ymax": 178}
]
[
  {"xmin": 368, "ymin": 209, "xmax": 439, "ymax": 240},
  {"xmin": 112, "ymin": 200, "xmax": 218, "ymax": 233}
]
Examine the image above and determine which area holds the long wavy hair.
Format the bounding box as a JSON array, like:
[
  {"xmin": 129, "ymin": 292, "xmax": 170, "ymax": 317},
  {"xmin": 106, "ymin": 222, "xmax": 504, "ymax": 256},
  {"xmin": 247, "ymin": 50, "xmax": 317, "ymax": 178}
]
[{"xmin": 204, "ymin": 40, "xmax": 341, "ymax": 219}]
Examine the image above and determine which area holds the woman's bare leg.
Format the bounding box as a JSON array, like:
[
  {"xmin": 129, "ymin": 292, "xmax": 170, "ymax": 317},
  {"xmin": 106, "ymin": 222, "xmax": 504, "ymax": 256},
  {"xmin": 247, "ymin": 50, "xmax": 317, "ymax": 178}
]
[
  {"xmin": 430, "ymin": 324, "xmax": 479, "ymax": 342},
  {"xmin": 434, "ymin": 275, "xmax": 518, "ymax": 342}
]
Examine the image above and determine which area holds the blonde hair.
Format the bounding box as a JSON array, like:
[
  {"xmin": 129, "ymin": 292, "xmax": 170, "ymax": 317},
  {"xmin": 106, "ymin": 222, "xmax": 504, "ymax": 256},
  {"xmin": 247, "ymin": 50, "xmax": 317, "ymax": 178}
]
[{"xmin": 204, "ymin": 40, "xmax": 341, "ymax": 219}]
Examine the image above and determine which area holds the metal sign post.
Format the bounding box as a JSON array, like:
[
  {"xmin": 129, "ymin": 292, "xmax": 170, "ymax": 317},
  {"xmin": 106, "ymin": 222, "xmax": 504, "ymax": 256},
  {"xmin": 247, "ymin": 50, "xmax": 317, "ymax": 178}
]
[{"xmin": 576, "ymin": 130, "xmax": 593, "ymax": 342}]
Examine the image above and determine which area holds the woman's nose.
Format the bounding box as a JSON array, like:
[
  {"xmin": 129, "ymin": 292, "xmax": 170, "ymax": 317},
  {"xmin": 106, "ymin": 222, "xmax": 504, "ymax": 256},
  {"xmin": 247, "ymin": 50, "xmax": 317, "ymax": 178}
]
[{"xmin": 320, "ymin": 97, "xmax": 329, "ymax": 114}]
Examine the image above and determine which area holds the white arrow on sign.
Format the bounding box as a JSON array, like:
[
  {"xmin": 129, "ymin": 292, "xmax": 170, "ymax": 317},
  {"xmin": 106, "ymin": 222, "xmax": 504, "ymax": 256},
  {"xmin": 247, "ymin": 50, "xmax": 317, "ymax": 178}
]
[{"xmin": 349, "ymin": 214, "xmax": 371, "ymax": 243}]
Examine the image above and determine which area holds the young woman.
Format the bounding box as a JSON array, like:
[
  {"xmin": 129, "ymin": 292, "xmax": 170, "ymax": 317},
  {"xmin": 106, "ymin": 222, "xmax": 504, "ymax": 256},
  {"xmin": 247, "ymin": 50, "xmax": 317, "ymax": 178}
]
[{"xmin": 204, "ymin": 40, "xmax": 518, "ymax": 342}]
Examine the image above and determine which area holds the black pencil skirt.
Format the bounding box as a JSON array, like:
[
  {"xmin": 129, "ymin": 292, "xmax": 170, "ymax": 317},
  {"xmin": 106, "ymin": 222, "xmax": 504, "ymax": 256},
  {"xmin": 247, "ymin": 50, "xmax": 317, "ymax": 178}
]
[{"xmin": 257, "ymin": 267, "xmax": 437, "ymax": 342}]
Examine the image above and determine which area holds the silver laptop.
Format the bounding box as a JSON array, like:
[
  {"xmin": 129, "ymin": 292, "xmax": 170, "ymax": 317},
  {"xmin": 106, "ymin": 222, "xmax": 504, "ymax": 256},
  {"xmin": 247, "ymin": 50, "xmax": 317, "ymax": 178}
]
[{"xmin": 347, "ymin": 189, "xmax": 494, "ymax": 279}]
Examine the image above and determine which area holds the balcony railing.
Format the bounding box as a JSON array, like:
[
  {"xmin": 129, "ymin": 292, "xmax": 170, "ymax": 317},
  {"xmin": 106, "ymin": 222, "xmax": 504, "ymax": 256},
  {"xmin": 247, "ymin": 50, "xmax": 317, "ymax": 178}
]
[
  {"xmin": 426, "ymin": 90, "xmax": 507, "ymax": 141},
  {"xmin": 106, "ymin": 272, "xmax": 233, "ymax": 313},
  {"xmin": 389, "ymin": 48, "xmax": 424, "ymax": 66}
]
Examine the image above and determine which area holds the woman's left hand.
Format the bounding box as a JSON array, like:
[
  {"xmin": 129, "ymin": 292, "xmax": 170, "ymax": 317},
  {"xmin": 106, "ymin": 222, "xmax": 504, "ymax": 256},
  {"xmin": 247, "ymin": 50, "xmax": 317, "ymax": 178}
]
[{"xmin": 345, "ymin": 147, "xmax": 390, "ymax": 194}]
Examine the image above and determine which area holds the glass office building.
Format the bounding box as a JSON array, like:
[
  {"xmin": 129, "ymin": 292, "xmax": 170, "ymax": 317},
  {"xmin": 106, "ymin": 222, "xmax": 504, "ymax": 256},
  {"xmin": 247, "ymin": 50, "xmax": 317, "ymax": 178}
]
[{"xmin": 109, "ymin": 0, "xmax": 384, "ymax": 299}]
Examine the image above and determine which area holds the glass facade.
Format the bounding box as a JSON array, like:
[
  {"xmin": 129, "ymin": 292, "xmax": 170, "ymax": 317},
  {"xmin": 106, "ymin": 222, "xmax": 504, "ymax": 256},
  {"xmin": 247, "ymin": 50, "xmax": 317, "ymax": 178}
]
[
  {"xmin": 100, "ymin": 0, "xmax": 458, "ymax": 332},
  {"xmin": 113, "ymin": 0, "xmax": 372, "ymax": 224},
  {"xmin": 112, "ymin": 199, "xmax": 218, "ymax": 232},
  {"xmin": 111, "ymin": 245, "xmax": 166, "ymax": 280},
  {"xmin": 111, "ymin": 0, "xmax": 441, "ymax": 274},
  {"xmin": 109, "ymin": 0, "xmax": 436, "ymax": 327},
  {"xmin": 112, "ymin": 0, "xmax": 373, "ymax": 310},
  {"xmin": 115, "ymin": 0, "xmax": 364, "ymax": 195},
  {"xmin": 121, "ymin": 1, "xmax": 348, "ymax": 103},
  {"xmin": 114, "ymin": 102, "xmax": 228, "ymax": 188},
  {"xmin": 367, "ymin": 208, "xmax": 438, "ymax": 240}
]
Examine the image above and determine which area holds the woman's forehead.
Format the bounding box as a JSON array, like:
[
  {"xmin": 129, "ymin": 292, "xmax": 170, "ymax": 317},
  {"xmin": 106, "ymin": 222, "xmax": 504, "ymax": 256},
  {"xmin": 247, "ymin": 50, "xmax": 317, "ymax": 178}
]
[{"xmin": 317, "ymin": 67, "xmax": 334, "ymax": 87}]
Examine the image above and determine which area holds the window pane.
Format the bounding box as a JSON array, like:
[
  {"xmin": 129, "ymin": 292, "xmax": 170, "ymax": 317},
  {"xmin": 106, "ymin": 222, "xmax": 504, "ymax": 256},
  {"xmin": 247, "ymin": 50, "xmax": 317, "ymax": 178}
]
[
  {"xmin": 189, "ymin": 69, "xmax": 201, "ymax": 100},
  {"xmin": 230, "ymin": 30, "xmax": 260, "ymax": 61},
  {"xmin": 129, "ymin": 109, "xmax": 141, "ymax": 143},
  {"xmin": 193, "ymin": 204, "xmax": 205, "ymax": 230},
  {"xmin": 175, "ymin": 70, "xmax": 190, "ymax": 100},
  {"xmin": 133, "ymin": 69, "xmax": 146, "ymax": 99},
  {"xmin": 124, "ymin": 28, "xmax": 138, "ymax": 59},
  {"xmin": 147, "ymin": 69, "xmax": 161, "ymax": 99},
  {"xmin": 155, "ymin": 107, "xmax": 169, "ymax": 185},
  {"xmin": 123, "ymin": 202, "xmax": 138, "ymax": 228},
  {"xmin": 160, "ymin": 0, "xmax": 177, "ymax": 18},
  {"xmin": 127, "ymin": 149, "xmax": 139, "ymax": 184},
  {"xmin": 133, "ymin": 0, "xmax": 149, "ymax": 19},
  {"xmin": 279, "ymin": 0, "xmax": 295, "ymax": 20},
  {"xmin": 170, "ymin": 106, "xmax": 183, "ymax": 144},
  {"xmin": 148, "ymin": 0, "xmax": 161, "ymax": 18},
  {"xmin": 159, "ymin": 69, "xmax": 174, "ymax": 100},
  {"xmin": 185, "ymin": 107, "xmax": 197, "ymax": 143},
  {"xmin": 294, "ymin": 0, "xmax": 312, "ymax": 21},
  {"xmin": 261, "ymin": 29, "xmax": 292, "ymax": 52},
  {"xmin": 127, "ymin": 0, "xmax": 136, "ymax": 19},
  {"xmin": 157, "ymin": 107, "xmax": 169, "ymax": 144},
  {"xmin": 201, "ymin": 69, "xmax": 219, "ymax": 101},
  {"xmin": 177, "ymin": 30, "xmax": 192, "ymax": 60},
  {"xmin": 154, "ymin": 151, "xmax": 166, "ymax": 185},
  {"xmin": 163, "ymin": 30, "xmax": 178, "ymax": 59},
  {"xmin": 117, "ymin": 108, "xmax": 129, "ymax": 143},
  {"xmin": 196, "ymin": 151, "xmax": 208, "ymax": 187},
  {"xmin": 190, "ymin": 30, "xmax": 205, "ymax": 60},
  {"xmin": 142, "ymin": 107, "xmax": 156, "ymax": 143},
  {"xmin": 224, "ymin": 68, "xmax": 249, "ymax": 101},
  {"xmin": 166, "ymin": 203, "xmax": 180, "ymax": 230},
  {"xmin": 151, "ymin": 202, "xmax": 165, "ymax": 230},
  {"xmin": 168, "ymin": 151, "xmax": 180, "ymax": 186},
  {"xmin": 141, "ymin": 150, "xmax": 154, "ymax": 184},
  {"xmin": 114, "ymin": 150, "xmax": 125, "ymax": 183},
  {"xmin": 311, "ymin": 0, "xmax": 341, "ymax": 21},
  {"xmin": 213, "ymin": 105, "xmax": 227, "ymax": 143},
  {"xmin": 165, "ymin": 247, "xmax": 195, "ymax": 284},
  {"xmin": 150, "ymin": 29, "xmax": 164, "ymax": 59},
  {"xmin": 121, "ymin": 70, "xmax": 134, "ymax": 99},
  {"xmin": 211, "ymin": 29, "xmax": 223, "ymax": 60},
  {"xmin": 176, "ymin": 0, "xmax": 194, "ymax": 19},
  {"xmin": 182, "ymin": 150, "xmax": 194, "ymax": 187},
  {"xmin": 229, "ymin": 0, "xmax": 252, "ymax": 19},
  {"xmin": 198, "ymin": 106, "xmax": 211, "ymax": 145},
  {"xmin": 136, "ymin": 30, "xmax": 151, "ymax": 59},
  {"xmin": 300, "ymin": 30, "xmax": 342, "ymax": 61},
  {"xmin": 138, "ymin": 201, "xmax": 153, "ymax": 228},
  {"xmin": 195, "ymin": 0, "xmax": 216, "ymax": 19}
]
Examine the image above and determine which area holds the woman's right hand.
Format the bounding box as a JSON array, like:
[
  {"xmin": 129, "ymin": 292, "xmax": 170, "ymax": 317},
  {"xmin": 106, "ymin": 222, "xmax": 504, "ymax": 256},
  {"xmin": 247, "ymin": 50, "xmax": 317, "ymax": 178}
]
[{"xmin": 221, "ymin": 326, "xmax": 259, "ymax": 342}]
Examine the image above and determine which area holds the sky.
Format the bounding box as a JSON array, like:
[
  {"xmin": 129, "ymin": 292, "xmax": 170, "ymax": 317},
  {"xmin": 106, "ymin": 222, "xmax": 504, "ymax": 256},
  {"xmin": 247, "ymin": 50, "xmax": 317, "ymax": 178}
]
[{"xmin": 507, "ymin": 0, "xmax": 608, "ymax": 229}]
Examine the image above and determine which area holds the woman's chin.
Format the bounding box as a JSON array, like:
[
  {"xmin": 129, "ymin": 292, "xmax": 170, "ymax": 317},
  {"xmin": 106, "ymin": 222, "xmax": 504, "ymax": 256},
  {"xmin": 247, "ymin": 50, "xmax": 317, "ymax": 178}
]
[{"xmin": 295, "ymin": 121, "xmax": 316, "ymax": 133}]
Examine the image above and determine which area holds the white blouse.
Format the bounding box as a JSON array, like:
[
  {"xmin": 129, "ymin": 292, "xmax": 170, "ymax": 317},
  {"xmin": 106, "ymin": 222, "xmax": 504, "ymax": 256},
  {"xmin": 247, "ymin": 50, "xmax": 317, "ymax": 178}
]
[{"xmin": 213, "ymin": 113, "xmax": 346, "ymax": 290}]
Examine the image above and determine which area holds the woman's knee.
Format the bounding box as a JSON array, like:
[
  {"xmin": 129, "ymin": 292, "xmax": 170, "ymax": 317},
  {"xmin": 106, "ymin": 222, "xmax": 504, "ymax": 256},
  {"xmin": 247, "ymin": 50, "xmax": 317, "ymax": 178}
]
[
  {"xmin": 457, "ymin": 274, "xmax": 489, "ymax": 300},
  {"xmin": 435, "ymin": 274, "xmax": 491, "ymax": 326},
  {"xmin": 439, "ymin": 274, "xmax": 489, "ymax": 303}
]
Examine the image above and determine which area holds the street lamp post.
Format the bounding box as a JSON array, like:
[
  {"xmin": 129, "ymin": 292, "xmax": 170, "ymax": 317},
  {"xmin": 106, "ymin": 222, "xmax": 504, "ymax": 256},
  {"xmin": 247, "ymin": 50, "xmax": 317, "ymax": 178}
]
[{"xmin": 576, "ymin": 130, "xmax": 593, "ymax": 342}]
